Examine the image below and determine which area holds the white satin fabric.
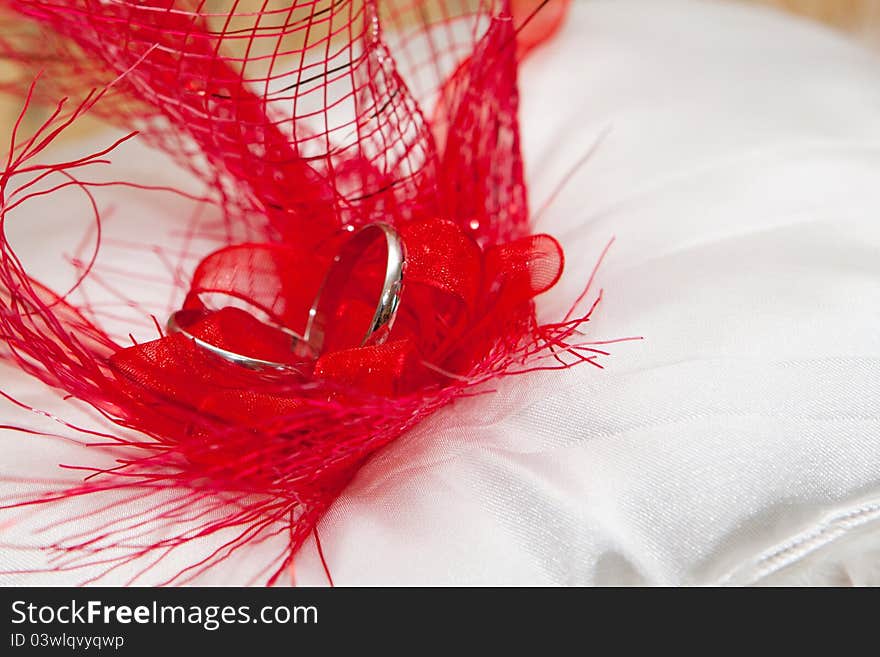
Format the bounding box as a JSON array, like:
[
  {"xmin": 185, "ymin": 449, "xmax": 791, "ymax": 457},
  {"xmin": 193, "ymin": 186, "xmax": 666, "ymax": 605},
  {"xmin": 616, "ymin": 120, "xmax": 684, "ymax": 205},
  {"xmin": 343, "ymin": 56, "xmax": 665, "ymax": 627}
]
[{"xmin": 2, "ymin": 0, "xmax": 880, "ymax": 585}]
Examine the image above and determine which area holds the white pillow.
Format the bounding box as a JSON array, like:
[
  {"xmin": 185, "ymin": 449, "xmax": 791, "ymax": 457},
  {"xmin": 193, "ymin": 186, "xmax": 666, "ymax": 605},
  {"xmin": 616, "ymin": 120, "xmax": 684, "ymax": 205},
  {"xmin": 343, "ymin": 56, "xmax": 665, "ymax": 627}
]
[{"xmin": 2, "ymin": 0, "xmax": 879, "ymax": 585}]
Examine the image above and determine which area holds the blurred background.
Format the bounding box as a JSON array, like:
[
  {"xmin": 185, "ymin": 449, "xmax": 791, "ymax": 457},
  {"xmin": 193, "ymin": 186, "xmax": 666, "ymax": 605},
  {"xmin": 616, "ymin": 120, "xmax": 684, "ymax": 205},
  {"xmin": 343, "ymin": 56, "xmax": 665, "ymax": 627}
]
[
  {"xmin": 1, "ymin": 0, "xmax": 879, "ymax": 140},
  {"xmin": 751, "ymin": 0, "xmax": 880, "ymax": 36},
  {"xmin": 749, "ymin": 0, "xmax": 880, "ymax": 36}
]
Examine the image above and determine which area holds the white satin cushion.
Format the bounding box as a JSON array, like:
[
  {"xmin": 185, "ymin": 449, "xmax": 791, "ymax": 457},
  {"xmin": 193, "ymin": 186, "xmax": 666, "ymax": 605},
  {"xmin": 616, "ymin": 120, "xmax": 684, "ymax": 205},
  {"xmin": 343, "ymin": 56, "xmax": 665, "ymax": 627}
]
[{"xmin": 2, "ymin": 0, "xmax": 880, "ymax": 585}]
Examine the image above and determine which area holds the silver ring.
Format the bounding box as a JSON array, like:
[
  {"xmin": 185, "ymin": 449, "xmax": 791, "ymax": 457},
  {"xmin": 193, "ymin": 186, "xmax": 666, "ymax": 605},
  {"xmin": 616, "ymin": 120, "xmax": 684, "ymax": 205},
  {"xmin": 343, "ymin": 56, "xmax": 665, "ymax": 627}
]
[
  {"xmin": 166, "ymin": 308, "xmax": 307, "ymax": 375},
  {"xmin": 167, "ymin": 222, "xmax": 406, "ymax": 372},
  {"xmin": 299, "ymin": 222, "xmax": 405, "ymax": 357}
]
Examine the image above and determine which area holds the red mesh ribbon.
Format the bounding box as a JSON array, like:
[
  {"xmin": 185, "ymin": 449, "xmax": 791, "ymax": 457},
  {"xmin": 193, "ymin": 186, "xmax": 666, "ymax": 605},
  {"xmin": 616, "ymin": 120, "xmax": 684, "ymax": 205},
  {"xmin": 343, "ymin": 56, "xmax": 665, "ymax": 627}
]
[
  {"xmin": 0, "ymin": 0, "xmax": 609, "ymax": 585},
  {"xmin": 0, "ymin": 0, "xmax": 570, "ymax": 244}
]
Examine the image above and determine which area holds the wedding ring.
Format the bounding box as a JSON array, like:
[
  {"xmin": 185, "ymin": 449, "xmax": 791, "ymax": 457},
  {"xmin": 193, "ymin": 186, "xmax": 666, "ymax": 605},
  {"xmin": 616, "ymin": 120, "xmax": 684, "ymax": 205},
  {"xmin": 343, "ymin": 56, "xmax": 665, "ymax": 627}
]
[
  {"xmin": 165, "ymin": 308, "xmax": 307, "ymax": 375},
  {"xmin": 299, "ymin": 222, "xmax": 405, "ymax": 357},
  {"xmin": 167, "ymin": 222, "xmax": 406, "ymax": 372}
]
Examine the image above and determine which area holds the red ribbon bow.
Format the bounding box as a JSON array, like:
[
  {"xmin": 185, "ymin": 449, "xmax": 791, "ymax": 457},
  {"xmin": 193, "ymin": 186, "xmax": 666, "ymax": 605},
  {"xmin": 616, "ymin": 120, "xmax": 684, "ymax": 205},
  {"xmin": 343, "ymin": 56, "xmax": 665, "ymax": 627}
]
[{"xmin": 109, "ymin": 218, "xmax": 563, "ymax": 427}]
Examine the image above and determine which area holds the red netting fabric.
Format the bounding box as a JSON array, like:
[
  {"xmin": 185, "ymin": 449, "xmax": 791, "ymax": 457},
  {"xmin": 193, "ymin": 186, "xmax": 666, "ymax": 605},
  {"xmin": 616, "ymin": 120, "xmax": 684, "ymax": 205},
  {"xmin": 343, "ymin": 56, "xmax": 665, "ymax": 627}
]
[{"xmin": 0, "ymin": 0, "xmax": 628, "ymax": 585}]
